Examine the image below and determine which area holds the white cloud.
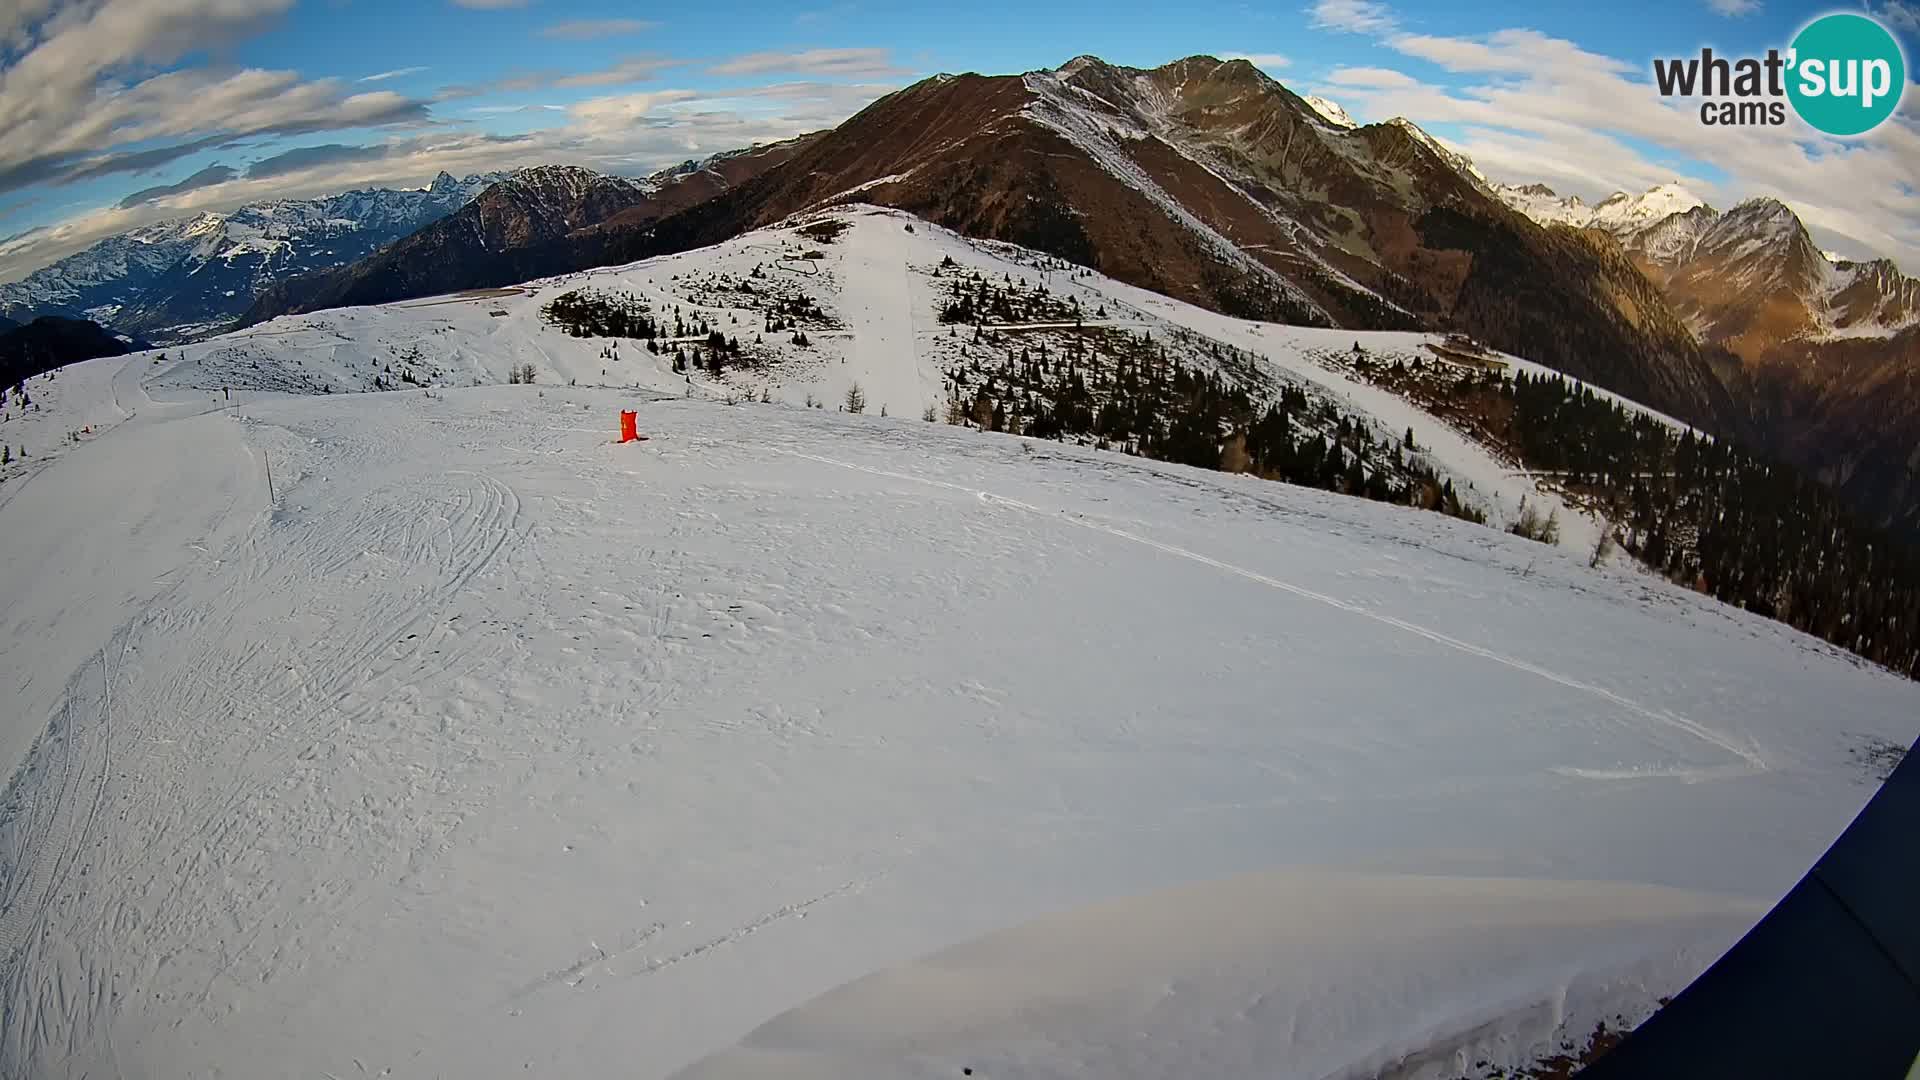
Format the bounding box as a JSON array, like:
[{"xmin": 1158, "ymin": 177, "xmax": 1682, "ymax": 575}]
[
  {"xmin": 540, "ymin": 18, "xmax": 657, "ymax": 40},
  {"xmin": 1706, "ymin": 0, "xmax": 1761, "ymax": 15},
  {"xmin": 698, "ymin": 79, "xmax": 896, "ymax": 119},
  {"xmin": 361, "ymin": 66, "xmax": 429, "ymax": 83},
  {"xmin": 0, "ymin": 0, "xmax": 58, "ymax": 50},
  {"xmin": 1869, "ymin": 1, "xmax": 1920, "ymax": 31},
  {"xmin": 1325, "ymin": 66, "xmax": 1418, "ymax": 88},
  {"xmin": 1391, "ymin": 29, "xmax": 1592, "ymax": 74},
  {"xmin": 707, "ymin": 47, "xmax": 909, "ymax": 79},
  {"xmin": 564, "ymin": 90, "xmax": 706, "ymax": 137},
  {"xmin": 117, "ymin": 163, "xmax": 237, "ymax": 208},
  {"xmin": 441, "ymin": 55, "xmax": 685, "ymax": 96},
  {"xmin": 553, "ymin": 55, "xmax": 678, "ymax": 88},
  {"xmin": 1306, "ymin": 0, "xmax": 1398, "ymax": 34},
  {"xmin": 793, "ymin": 5, "xmax": 855, "ymax": 25},
  {"xmin": 1221, "ymin": 52, "xmax": 1291, "ymax": 69},
  {"xmin": 0, "ymin": 0, "xmax": 428, "ymax": 198},
  {"xmin": 0, "ymin": 77, "xmax": 892, "ymax": 281}
]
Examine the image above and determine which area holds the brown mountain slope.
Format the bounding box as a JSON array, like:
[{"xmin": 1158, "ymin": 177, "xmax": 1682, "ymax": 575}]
[
  {"xmin": 1499, "ymin": 182, "xmax": 1920, "ymax": 535},
  {"xmin": 1648, "ymin": 198, "xmax": 1833, "ymax": 357},
  {"xmin": 1631, "ymin": 198, "xmax": 1920, "ymax": 353},
  {"xmin": 1413, "ymin": 209, "xmax": 1736, "ymax": 423},
  {"xmin": 241, "ymin": 54, "xmax": 1731, "ymax": 434},
  {"xmin": 1828, "ymin": 259, "xmax": 1920, "ymax": 332},
  {"xmin": 1730, "ymin": 326, "xmax": 1920, "ymax": 536},
  {"xmin": 594, "ymin": 56, "xmax": 1731, "ymax": 430},
  {"xmin": 595, "ymin": 67, "xmax": 1369, "ymax": 325}
]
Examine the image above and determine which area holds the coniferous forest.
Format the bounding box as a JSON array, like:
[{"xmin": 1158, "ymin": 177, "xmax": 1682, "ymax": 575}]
[
  {"xmin": 1337, "ymin": 349, "xmax": 1920, "ymax": 679},
  {"xmin": 936, "ymin": 328, "xmax": 1487, "ymax": 526},
  {"xmin": 1509, "ymin": 369, "xmax": 1920, "ymax": 678}
]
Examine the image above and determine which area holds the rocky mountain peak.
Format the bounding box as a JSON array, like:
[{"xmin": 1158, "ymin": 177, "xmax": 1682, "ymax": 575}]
[
  {"xmin": 1303, "ymin": 95, "xmax": 1356, "ymax": 129},
  {"xmin": 0, "ymin": 175, "xmax": 505, "ymax": 341}
]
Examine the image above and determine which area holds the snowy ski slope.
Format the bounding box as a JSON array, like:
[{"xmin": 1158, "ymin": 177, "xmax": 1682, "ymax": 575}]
[{"xmin": 1, "ymin": 208, "xmax": 1917, "ymax": 1078}]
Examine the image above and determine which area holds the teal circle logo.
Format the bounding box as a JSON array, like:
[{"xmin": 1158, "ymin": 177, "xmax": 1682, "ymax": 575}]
[{"xmin": 1786, "ymin": 13, "xmax": 1906, "ymax": 136}]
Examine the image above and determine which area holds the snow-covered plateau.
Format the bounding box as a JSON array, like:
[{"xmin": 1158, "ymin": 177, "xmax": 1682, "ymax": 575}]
[{"xmin": 1, "ymin": 207, "xmax": 1915, "ymax": 1079}]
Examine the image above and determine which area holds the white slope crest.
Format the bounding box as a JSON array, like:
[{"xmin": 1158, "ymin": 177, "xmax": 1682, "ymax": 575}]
[{"xmin": 162, "ymin": 204, "xmax": 1710, "ymax": 552}]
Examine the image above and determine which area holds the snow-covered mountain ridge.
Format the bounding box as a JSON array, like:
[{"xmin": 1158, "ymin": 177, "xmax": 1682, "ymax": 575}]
[
  {"xmin": 1493, "ymin": 180, "xmax": 1706, "ymax": 241},
  {"xmin": 0, "ymin": 171, "xmax": 507, "ymax": 342}
]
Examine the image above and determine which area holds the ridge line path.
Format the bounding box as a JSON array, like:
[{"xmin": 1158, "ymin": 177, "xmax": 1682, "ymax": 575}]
[
  {"xmin": 0, "ymin": 355, "xmax": 261, "ymax": 779},
  {"xmin": 0, "ymin": 353, "xmax": 266, "ymax": 1073},
  {"xmin": 840, "ymin": 215, "xmax": 936, "ymax": 419}
]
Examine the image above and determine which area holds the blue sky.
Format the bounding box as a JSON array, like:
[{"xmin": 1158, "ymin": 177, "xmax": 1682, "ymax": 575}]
[{"xmin": 1, "ymin": 0, "xmax": 1915, "ymax": 280}]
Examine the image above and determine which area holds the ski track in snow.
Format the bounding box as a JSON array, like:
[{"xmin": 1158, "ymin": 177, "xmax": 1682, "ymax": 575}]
[
  {"xmin": 766, "ymin": 445, "xmax": 1764, "ymax": 777},
  {"xmin": 0, "ymin": 207, "xmax": 1915, "ymax": 1078},
  {"xmin": 2, "ymin": 380, "xmax": 1913, "ymax": 1079},
  {"xmin": 840, "ymin": 211, "xmax": 927, "ymax": 418},
  {"xmin": 0, "ymin": 449, "xmax": 532, "ymax": 1071}
]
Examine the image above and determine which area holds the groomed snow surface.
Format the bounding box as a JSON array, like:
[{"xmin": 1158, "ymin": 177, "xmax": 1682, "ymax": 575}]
[
  {"xmin": 685, "ymin": 872, "xmax": 1761, "ymax": 1080},
  {"xmin": 2, "ymin": 208, "xmax": 1917, "ymax": 1079}
]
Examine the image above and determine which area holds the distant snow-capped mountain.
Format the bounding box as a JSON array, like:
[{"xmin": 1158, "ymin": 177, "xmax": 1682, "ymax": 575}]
[
  {"xmin": 1303, "ymin": 95, "xmax": 1355, "ymax": 129},
  {"xmin": 1655, "ymin": 196, "xmax": 1919, "ymax": 347},
  {"xmin": 1621, "ymin": 204, "xmax": 1717, "ymax": 266},
  {"xmin": 0, "ymin": 171, "xmax": 506, "ymax": 342},
  {"xmin": 1494, "ymin": 173, "xmax": 1920, "ymax": 534},
  {"xmin": 1492, "ymin": 182, "xmax": 1590, "ymax": 228},
  {"xmin": 1586, "ymin": 182, "xmax": 1707, "ymax": 234},
  {"xmin": 1495, "ymin": 181, "xmax": 1918, "ymax": 345},
  {"xmin": 1493, "ymin": 181, "xmax": 1707, "ymax": 240},
  {"xmin": 240, "ymin": 140, "xmax": 823, "ymax": 325}
]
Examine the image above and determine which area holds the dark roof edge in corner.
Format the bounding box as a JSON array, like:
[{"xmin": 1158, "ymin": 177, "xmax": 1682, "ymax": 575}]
[{"xmin": 1579, "ymin": 737, "xmax": 1920, "ymax": 1079}]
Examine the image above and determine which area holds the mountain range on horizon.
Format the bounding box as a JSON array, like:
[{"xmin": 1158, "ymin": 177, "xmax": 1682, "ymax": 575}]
[
  {"xmin": 1490, "ymin": 178, "xmax": 1920, "ymax": 340},
  {"xmin": 0, "ymin": 137, "xmax": 845, "ymax": 348},
  {"xmin": 239, "ymin": 137, "xmax": 822, "ymax": 325},
  {"xmin": 6, "ymin": 52, "xmax": 1920, "ymax": 540},
  {"xmin": 0, "ymin": 172, "xmax": 516, "ymax": 343}
]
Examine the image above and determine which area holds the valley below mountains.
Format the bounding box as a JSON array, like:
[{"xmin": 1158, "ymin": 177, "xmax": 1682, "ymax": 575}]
[{"xmin": 1494, "ymin": 179, "xmax": 1920, "ymax": 537}]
